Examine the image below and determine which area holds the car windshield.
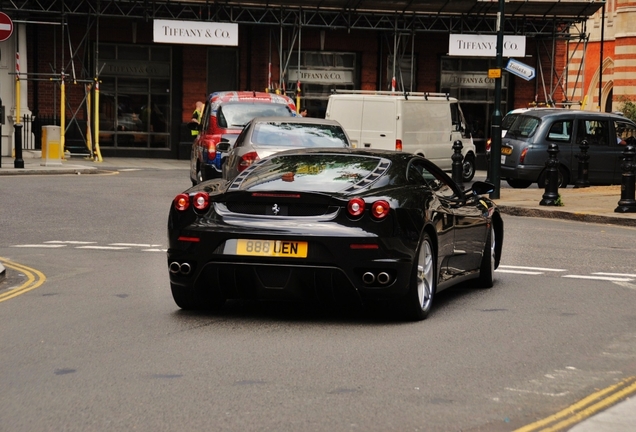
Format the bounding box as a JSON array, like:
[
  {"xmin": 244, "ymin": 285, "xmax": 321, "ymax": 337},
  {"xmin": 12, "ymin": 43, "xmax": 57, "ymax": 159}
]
[
  {"xmin": 237, "ymin": 154, "xmax": 386, "ymax": 193},
  {"xmin": 217, "ymin": 103, "xmax": 294, "ymax": 128},
  {"xmin": 251, "ymin": 122, "xmax": 349, "ymax": 147},
  {"xmin": 508, "ymin": 115, "xmax": 541, "ymax": 138}
]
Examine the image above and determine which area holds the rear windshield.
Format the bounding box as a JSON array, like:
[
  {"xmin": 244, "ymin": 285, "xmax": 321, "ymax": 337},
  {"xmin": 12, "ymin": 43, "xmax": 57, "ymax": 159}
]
[
  {"xmin": 252, "ymin": 122, "xmax": 349, "ymax": 147},
  {"xmin": 508, "ymin": 115, "xmax": 541, "ymax": 138},
  {"xmin": 501, "ymin": 114, "xmax": 519, "ymax": 130},
  {"xmin": 237, "ymin": 154, "xmax": 386, "ymax": 193},
  {"xmin": 217, "ymin": 103, "xmax": 294, "ymax": 128}
]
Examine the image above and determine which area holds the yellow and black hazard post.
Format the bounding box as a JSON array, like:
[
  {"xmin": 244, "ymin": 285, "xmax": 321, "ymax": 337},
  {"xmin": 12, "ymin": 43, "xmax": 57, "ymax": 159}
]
[
  {"xmin": 296, "ymin": 80, "xmax": 301, "ymax": 115},
  {"xmin": 93, "ymin": 79, "xmax": 103, "ymax": 162}
]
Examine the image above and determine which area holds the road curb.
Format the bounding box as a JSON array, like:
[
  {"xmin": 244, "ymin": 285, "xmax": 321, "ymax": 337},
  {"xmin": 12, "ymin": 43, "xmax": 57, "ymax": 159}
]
[
  {"xmin": 498, "ymin": 205, "xmax": 636, "ymax": 227},
  {"xmin": 0, "ymin": 168, "xmax": 112, "ymax": 176}
]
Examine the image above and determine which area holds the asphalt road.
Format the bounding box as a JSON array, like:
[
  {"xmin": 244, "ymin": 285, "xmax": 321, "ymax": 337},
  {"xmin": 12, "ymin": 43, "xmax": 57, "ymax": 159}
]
[{"xmin": 1, "ymin": 169, "xmax": 635, "ymax": 432}]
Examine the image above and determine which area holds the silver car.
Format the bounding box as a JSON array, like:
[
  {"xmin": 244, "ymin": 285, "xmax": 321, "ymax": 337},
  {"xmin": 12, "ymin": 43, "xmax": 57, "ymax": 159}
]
[{"xmin": 218, "ymin": 117, "xmax": 352, "ymax": 181}]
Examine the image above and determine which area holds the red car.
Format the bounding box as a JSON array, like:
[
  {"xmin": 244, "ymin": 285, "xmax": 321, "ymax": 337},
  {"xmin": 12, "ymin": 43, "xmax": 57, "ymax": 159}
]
[{"xmin": 190, "ymin": 91, "xmax": 297, "ymax": 185}]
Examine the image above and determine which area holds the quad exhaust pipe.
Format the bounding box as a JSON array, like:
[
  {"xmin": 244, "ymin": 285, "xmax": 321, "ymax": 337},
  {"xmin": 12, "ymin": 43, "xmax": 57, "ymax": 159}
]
[
  {"xmin": 362, "ymin": 271, "xmax": 392, "ymax": 285},
  {"xmin": 169, "ymin": 261, "xmax": 192, "ymax": 275},
  {"xmin": 362, "ymin": 272, "xmax": 375, "ymax": 284},
  {"xmin": 377, "ymin": 272, "xmax": 390, "ymax": 285}
]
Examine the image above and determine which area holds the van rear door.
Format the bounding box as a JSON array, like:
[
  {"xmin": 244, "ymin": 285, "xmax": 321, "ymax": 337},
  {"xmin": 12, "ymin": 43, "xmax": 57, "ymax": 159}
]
[
  {"xmin": 360, "ymin": 98, "xmax": 397, "ymax": 150},
  {"xmin": 402, "ymin": 100, "xmax": 452, "ymax": 167},
  {"xmin": 325, "ymin": 97, "xmax": 363, "ymax": 148}
]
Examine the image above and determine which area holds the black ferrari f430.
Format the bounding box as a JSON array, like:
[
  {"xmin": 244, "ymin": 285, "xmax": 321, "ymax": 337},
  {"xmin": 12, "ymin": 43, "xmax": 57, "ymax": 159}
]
[{"xmin": 167, "ymin": 148, "xmax": 503, "ymax": 320}]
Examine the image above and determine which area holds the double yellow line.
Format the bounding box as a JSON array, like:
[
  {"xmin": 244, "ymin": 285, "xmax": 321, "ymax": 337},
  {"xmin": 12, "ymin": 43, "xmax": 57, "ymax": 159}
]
[
  {"xmin": 515, "ymin": 376, "xmax": 636, "ymax": 432},
  {"xmin": 0, "ymin": 258, "xmax": 47, "ymax": 302}
]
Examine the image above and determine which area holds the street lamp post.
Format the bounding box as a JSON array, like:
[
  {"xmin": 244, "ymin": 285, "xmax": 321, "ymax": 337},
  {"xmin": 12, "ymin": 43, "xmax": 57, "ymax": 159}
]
[{"xmin": 489, "ymin": 0, "xmax": 505, "ymax": 199}]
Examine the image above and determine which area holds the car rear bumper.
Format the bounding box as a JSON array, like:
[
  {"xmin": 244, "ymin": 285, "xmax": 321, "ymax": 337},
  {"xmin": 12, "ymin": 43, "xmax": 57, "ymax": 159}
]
[
  {"xmin": 501, "ymin": 164, "xmax": 543, "ymax": 181},
  {"xmin": 167, "ymin": 234, "xmax": 415, "ymax": 305}
]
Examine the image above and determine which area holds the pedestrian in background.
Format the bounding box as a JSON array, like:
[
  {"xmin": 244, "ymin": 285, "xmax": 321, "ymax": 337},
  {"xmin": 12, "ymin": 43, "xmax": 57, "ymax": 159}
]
[
  {"xmin": 300, "ymin": 107, "xmax": 308, "ymax": 117},
  {"xmin": 190, "ymin": 101, "xmax": 204, "ymax": 136}
]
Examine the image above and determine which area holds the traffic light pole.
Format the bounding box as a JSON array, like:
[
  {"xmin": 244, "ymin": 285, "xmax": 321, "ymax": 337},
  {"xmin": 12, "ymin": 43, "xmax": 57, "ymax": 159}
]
[{"xmin": 489, "ymin": 0, "xmax": 505, "ymax": 199}]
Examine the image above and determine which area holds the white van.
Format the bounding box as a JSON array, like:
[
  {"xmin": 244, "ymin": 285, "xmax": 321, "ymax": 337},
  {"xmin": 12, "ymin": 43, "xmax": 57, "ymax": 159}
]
[{"xmin": 325, "ymin": 90, "xmax": 476, "ymax": 181}]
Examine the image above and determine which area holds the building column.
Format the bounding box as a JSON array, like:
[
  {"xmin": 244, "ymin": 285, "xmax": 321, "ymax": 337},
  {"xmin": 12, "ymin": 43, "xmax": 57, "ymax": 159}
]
[{"xmin": 613, "ymin": 4, "xmax": 636, "ymax": 111}]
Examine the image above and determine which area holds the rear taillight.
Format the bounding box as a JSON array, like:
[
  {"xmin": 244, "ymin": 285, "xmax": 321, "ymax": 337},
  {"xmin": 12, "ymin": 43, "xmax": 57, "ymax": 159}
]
[
  {"xmin": 174, "ymin": 194, "xmax": 190, "ymax": 211},
  {"xmin": 193, "ymin": 192, "xmax": 210, "ymax": 210},
  {"xmin": 370, "ymin": 200, "xmax": 390, "ymax": 220},
  {"xmin": 347, "ymin": 198, "xmax": 366, "ymax": 218},
  {"xmin": 395, "ymin": 139, "xmax": 403, "ymax": 151},
  {"xmin": 238, "ymin": 152, "xmax": 259, "ymax": 172},
  {"xmin": 202, "ymin": 137, "xmax": 217, "ymax": 162},
  {"xmin": 519, "ymin": 147, "xmax": 529, "ymax": 164}
]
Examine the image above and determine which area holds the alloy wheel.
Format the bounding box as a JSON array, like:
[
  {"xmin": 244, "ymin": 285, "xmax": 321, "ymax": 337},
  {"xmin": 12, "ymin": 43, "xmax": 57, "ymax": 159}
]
[{"xmin": 417, "ymin": 240, "xmax": 434, "ymax": 311}]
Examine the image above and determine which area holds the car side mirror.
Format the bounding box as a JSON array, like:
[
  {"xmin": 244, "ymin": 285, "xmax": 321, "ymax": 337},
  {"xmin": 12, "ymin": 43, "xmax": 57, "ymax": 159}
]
[
  {"xmin": 470, "ymin": 181, "xmax": 495, "ymax": 196},
  {"xmin": 216, "ymin": 142, "xmax": 231, "ymax": 153}
]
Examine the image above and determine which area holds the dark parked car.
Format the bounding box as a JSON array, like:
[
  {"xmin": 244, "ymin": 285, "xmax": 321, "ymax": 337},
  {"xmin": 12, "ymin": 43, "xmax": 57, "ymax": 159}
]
[
  {"xmin": 219, "ymin": 116, "xmax": 351, "ymax": 181},
  {"xmin": 500, "ymin": 109, "xmax": 636, "ymax": 188},
  {"xmin": 168, "ymin": 148, "xmax": 504, "ymax": 321}
]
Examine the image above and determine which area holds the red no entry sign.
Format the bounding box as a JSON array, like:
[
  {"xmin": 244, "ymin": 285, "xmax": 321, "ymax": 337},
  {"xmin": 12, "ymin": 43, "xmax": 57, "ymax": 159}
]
[{"xmin": 0, "ymin": 12, "xmax": 14, "ymax": 42}]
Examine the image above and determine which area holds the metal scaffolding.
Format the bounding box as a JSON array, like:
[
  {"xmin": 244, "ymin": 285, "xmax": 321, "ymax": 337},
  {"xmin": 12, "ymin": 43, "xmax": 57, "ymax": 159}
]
[{"xmin": 3, "ymin": 0, "xmax": 600, "ymax": 36}]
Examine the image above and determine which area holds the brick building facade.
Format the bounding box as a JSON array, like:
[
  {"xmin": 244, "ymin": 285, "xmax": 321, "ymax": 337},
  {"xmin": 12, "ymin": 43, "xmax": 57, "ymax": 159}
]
[
  {"xmin": 0, "ymin": 1, "xmax": 602, "ymax": 160},
  {"xmin": 567, "ymin": 0, "xmax": 636, "ymax": 112}
]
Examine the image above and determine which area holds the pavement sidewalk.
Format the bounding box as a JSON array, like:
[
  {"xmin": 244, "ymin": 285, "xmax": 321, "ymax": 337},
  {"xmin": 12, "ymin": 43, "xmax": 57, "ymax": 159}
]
[{"xmin": 1, "ymin": 151, "xmax": 636, "ymax": 431}]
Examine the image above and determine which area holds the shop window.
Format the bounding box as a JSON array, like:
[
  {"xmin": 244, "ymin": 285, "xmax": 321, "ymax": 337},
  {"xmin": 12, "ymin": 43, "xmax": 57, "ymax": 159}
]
[
  {"xmin": 151, "ymin": 47, "xmax": 170, "ymax": 62},
  {"xmin": 96, "ymin": 43, "xmax": 171, "ymax": 149},
  {"xmin": 118, "ymin": 46, "xmax": 149, "ymax": 61},
  {"xmin": 285, "ymin": 51, "xmax": 358, "ymax": 118},
  {"xmin": 387, "ymin": 56, "xmax": 416, "ymax": 92},
  {"xmin": 207, "ymin": 48, "xmax": 237, "ymax": 94},
  {"xmin": 440, "ymin": 56, "xmax": 509, "ymax": 151},
  {"xmin": 100, "ymin": 45, "xmax": 116, "ymax": 60}
]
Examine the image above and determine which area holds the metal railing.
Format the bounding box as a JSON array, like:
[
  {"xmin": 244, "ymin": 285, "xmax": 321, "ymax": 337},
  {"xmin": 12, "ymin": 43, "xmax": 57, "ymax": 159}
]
[{"xmin": 17, "ymin": 114, "xmax": 89, "ymax": 154}]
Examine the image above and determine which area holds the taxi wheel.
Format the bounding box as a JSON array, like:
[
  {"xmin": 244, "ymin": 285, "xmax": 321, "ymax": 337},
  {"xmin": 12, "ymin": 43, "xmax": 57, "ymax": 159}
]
[
  {"xmin": 537, "ymin": 166, "xmax": 569, "ymax": 189},
  {"xmin": 506, "ymin": 179, "xmax": 532, "ymax": 189}
]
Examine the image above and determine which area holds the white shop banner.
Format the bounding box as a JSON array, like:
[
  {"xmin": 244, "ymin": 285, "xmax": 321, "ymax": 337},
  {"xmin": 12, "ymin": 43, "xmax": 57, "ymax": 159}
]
[
  {"xmin": 449, "ymin": 34, "xmax": 525, "ymax": 57},
  {"xmin": 153, "ymin": 19, "xmax": 238, "ymax": 46}
]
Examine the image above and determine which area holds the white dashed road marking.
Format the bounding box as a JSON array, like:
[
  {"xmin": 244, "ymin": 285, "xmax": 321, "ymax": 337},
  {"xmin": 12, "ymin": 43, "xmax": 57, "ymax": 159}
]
[
  {"xmin": 499, "ymin": 265, "xmax": 567, "ymax": 272},
  {"xmin": 496, "ymin": 265, "xmax": 567, "ymax": 275},
  {"xmin": 11, "ymin": 244, "xmax": 67, "ymax": 248},
  {"xmin": 592, "ymin": 272, "xmax": 636, "ymax": 278},
  {"xmin": 45, "ymin": 241, "xmax": 96, "ymax": 244},
  {"xmin": 76, "ymin": 246, "xmax": 131, "ymax": 250},
  {"xmin": 496, "ymin": 269, "xmax": 544, "ymax": 275},
  {"xmin": 562, "ymin": 275, "xmax": 634, "ymax": 282},
  {"xmin": 110, "ymin": 243, "xmax": 162, "ymax": 247}
]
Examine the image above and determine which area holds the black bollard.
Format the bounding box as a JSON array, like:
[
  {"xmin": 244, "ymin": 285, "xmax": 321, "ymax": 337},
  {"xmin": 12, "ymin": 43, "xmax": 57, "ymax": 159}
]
[
  {"xmin": 540, "ymin": 143, "xmax": 560, "ymax": 206},
  {"xmin": 451, "ymin": 139, "xmax": 464, "ymax": 189},
  {"xmin": 14, "ymin": 123, "xmax": 24, "ymax": 169},
  {"xmin": 574, "ymin": 139, "xmax": 590, "ymax": 188},
  {"xmin": 615, "ymin": 144, "xmax": 636, "ymax": 213}
]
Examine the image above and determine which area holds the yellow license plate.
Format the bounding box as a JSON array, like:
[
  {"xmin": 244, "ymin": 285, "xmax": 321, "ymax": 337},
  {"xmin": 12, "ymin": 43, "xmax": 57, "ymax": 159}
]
[
  {"xmin": 501, "ymin": 147, "xmax": 513, "ymax": 155},
  {"xmin": 236, "ymin": 239, "xmax": 308, "ymax": 258}
]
